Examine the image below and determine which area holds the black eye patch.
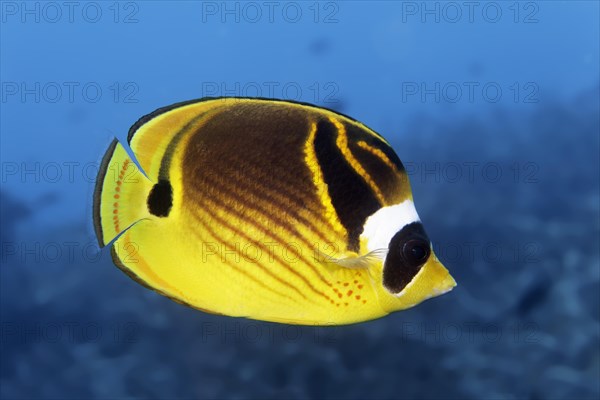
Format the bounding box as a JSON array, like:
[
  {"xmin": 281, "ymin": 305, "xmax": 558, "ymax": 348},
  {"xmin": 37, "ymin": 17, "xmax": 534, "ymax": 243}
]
[
  {"xmin": 382, "ymin": 222, "xmax": 431, "ymax": 294},
  {"xmin": 147, "ymin": 180, "xmax": 173, "ymax": 217}
]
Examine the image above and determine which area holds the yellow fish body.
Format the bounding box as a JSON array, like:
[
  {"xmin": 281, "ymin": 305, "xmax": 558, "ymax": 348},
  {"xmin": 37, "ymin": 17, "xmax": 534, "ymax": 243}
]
[{"xmin": 93, "ymin": 98, "xmax": 456, "ymax": 325}]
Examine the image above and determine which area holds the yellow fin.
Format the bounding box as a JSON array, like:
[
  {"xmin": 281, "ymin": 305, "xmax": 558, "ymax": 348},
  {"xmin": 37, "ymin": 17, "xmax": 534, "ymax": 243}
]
[{"xmin": 93, "ymin": 139, "xmax": 154, "ymax": 247}]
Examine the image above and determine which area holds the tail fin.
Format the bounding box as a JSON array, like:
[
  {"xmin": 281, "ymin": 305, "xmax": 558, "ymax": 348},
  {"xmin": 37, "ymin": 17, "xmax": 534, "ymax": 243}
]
[{"xmin": 93, "ymin": 139, "xmax": 154, "ymax": 247}]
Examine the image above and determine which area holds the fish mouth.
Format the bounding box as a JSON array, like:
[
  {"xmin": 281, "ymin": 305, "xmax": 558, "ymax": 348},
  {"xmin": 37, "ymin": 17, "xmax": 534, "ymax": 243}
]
[
  {"xmin": 423, "ymin": 256, "xmax": 457, "ymax": 299},
  {"xmin": 430, "ymin": 271, "xmax": 457, "ymax": 297},
  {"xmin": 384, "ymin": 254, "xmax": 456, "ymax": 313}
]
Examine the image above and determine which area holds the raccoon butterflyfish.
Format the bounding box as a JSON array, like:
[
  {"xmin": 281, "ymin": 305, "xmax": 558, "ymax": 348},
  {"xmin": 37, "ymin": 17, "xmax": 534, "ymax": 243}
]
[{"xmin": 93, "ymin": 97, "xmax": 456, "ymax": 325}]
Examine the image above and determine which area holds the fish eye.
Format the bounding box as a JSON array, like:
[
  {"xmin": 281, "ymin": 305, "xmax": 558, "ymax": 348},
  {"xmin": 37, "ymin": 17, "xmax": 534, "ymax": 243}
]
[
  {"xmin": 402, "ymin": 239, "xmax": 430, "ymax": 266},
  {"xmin": 382, "ymin": 222, "xmax": 431, "ymax": 294}
]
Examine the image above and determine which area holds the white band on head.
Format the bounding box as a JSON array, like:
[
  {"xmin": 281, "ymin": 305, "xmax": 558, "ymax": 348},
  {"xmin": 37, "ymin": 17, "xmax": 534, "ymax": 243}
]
[{"xmin": 361, "ymin": 200, "xmax": 421, "ymax": 254}]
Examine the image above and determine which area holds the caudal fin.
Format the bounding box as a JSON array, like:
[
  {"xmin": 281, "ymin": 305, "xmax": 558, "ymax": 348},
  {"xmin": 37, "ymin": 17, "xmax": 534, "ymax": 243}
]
[{"xmin": 93, "ymin": 139, "xmax": 154, "ymax": 247}]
